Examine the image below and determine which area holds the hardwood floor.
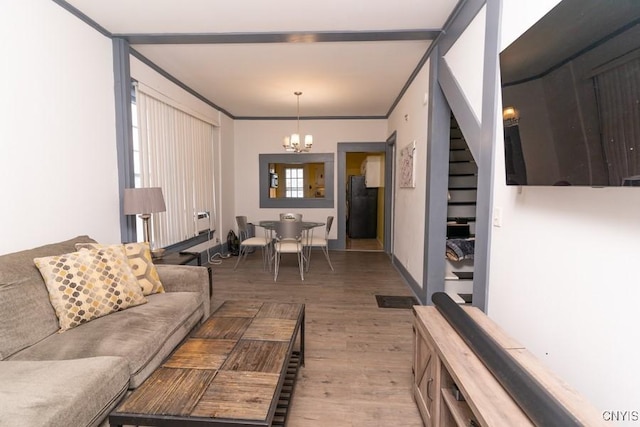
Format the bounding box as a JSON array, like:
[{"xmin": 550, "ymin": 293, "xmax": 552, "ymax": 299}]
[
  {"xmin": 208, "ymin": 249, "xmax": 423, "ymax": 427},
  {"xmin": 345, "ymin": 238, "xmax": 383, "ymax": 251}
]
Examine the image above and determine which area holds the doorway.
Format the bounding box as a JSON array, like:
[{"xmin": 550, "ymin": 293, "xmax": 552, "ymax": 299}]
[
  {"xmin": 345, "ymin": 152, "xmax": 384, "ymax": 251},
  {"xmin": 336, "ymin": 142, "xmax": 394, "ymax": 253}
]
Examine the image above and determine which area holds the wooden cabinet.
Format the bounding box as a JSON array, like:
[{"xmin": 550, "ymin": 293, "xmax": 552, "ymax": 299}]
[
  {"xmin": 363, "ymin": 155, "xmax": 383, "ymax": 187},
  {"xmin": 413, "ymin": 321, "xmax": 440, "ymax": 425},
  {"xmin": 412, "ymin": 306, "xmax": 607, "ymax": 427}
]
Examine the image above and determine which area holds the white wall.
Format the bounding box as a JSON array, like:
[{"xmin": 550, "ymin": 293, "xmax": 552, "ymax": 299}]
[
  {"xmin": 0, "ymin": 0, "xmax": 120, "ymax": 255},
  {"xmin": 488, "ymin": 0, "xmax": 639, "ymax": 416},
  {"xmin": 387, "ymin": 64, "xmax": 430, "ymax": 284},
  {"xmin": 444, "ymin": 6, "xmax": 486, "ymax": 124},
  {"xmin": 233, "ymin": 119, "xmax": 387, "ymax": 238}
]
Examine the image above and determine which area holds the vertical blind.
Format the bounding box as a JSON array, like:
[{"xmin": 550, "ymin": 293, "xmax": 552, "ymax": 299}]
[{"xmin": 135, "ymin": 85, "xmax": 217, "ymax": 248}]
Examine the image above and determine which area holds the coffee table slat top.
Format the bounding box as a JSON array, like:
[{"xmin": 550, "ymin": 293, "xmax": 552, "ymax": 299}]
[
  {"xmin": 255, "ymin": 303, "xmax": 303, "ymax": 320},
  {"xmin": 243, "ymin": 318, "xmax": 298, "ymax": 341},
  {"xmin": 162, "ymin": 339, "xmax": 236, "ymax": 370},
  {"xmin": 222, "ymin": 340, "xmax": 290, "ymax": 374},
  {"xmin": 211, "ymin": 301, "xmax": 264, "ymax": 318},
  {"xmin": 192, "ymin": 317, "xmax": 253, "ymax": 340},
  {"xmin": 118, "ymin": 368, "xmax": 216, "ymax": 417},
  {"xmin": 192, "ymin": 371, "xmax": 280, "ymax": 420},
  {"xmin": 110, "ymin": 300, "xmax": 304, "ymax": 427}
]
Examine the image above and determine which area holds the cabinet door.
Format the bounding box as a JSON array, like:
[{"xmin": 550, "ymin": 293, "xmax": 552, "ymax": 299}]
[
  {"xmin": 413, "ymin": 324, "xmax": 440, "ymax": 426},
  {"xmin": 364, "ymin": 156, "xmax": 383, "ymax": 187}
]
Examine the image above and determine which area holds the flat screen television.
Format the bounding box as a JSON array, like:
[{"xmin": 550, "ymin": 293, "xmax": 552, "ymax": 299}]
[{"xmin": 500, "ymin": 0, "xmax": 640, "ymax": 186}]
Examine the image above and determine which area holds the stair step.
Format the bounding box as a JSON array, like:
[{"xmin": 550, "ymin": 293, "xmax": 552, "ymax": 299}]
[
  {"xmin": 449, "ymin": 162, "xmax": 477, "ymax": 175},
  {"xmin": 450, "ymin": 152, "xmax": 474, "ymax": 162},
  {"xmin": 449, "ymin": 175, "xmax": 478, "ymax": 188},
  {"xmin": 449, "ymin": 187, "xmax": 477, "ymax": 191},
  {"xmin": 450, "ymin": 139, "xmax": 468, "ymax": 150},
  {"xmin": 448, "ymin": 189, "xmax": 477, "ymax": 202},
  {"xmin": 459, "ymin": 293, "xmax": 473, "ymax": 304},
  {"xmin": 448, "ymin": 204, "xmax": 476, "ymax": 217},
  {"xmin": 450, "ymin": 129, "xmax": 464, "ymax": 138},
  {"xmin": 444, "ymin": 279, "xmax": 473, "ymax": 295},
  {"xmin": 447, "ymin": 217, "xmax": 476, "ymax": 223},
  {"xmin": 445, "ymin": 291, "xmax": 466, "ymax": 304},
  {"xmin": 453, "ymin": 271, "xmax": 474, "ymax": 280}
]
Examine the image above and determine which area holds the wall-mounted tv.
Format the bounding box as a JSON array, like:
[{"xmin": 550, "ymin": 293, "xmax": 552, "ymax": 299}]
[{"xmin": 500, "ymin": 0, "xmax": 640, "ymax": 186}]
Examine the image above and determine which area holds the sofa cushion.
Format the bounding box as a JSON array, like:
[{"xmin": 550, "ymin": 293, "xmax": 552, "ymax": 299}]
[
  {"xmin": 0, "ymin": 236, "xmax": 96, "ymax": 360},
  {"xmin": 8, "ymin": 291, "xmax": 204, "ymax": 388},
  {"xmin": 0, "ymin": 356, "xmax": 129, "ymax": 427},
  {"xmin": 76, "ymin": 242, "xmax": 165, "ymax": 296},
  {"xmin": 34, "ymin": 246, "xmax": 147, "ymax": 331}
]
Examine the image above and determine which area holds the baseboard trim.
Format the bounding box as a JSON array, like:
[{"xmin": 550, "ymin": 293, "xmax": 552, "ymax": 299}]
[{"xmin": 391, "ymin": 254, "xmax": 425, "ymax": 305}]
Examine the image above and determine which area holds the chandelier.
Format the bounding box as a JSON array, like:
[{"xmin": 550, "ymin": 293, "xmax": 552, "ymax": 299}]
[{"xmin": 283, "ymin": 91, "xmax": 312, "ymax": 152}]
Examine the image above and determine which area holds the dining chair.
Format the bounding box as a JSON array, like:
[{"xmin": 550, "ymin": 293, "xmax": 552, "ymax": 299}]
[
  {"xmin": 279, "ymin": 212, "xmax": 303, "ymax": 222},
  {"xmin": 233, "ymin": 216, "xmax": 271, "ymax": 271},
  {"xmin": 273, "ymin": 220, "xmax": 305, "ymax": 281},
  {"xmin": 304, "ymin": 216, "xmax": 334, "ymax": 272}
]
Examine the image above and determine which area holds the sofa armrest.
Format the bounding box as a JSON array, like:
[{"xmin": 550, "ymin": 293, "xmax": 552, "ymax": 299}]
[{"xmin": 155, "ymin": 265, "xmax": 210, "ymax": 319}]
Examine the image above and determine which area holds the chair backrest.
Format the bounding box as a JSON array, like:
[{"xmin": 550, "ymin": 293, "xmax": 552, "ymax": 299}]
[
  {"xmin": 235, "ymin": 216, "xmax": 250, "ymax": 239},
  {"xmin": 274, "ymin": 220, "xmax": 304, "ymax": 242},
  {"xmin": 279, "ymin": 212, "xmax": 302, "ymax": 222},
  {"xmin": 325, "ymin": 216, "xmax": 334, "ymax": 237}
]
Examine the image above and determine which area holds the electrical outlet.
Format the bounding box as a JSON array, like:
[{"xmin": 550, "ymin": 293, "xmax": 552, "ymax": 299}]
[{"xmin": 215, "ymin": 237, "xmax": 220, "ymax": 243}]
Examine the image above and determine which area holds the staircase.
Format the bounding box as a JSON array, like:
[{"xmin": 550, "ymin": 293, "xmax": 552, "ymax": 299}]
[{"xmin": 445, "ymin": 115, "xmax": 477, "ymax": 304}]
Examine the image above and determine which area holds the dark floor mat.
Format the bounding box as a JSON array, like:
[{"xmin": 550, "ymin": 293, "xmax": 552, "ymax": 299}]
[{"xmin": 375, "ymin": 295, "xmax": 419, "ymax": 309}]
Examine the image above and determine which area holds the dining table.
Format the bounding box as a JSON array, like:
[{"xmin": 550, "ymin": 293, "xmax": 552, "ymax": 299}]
[
  {"xmin": 253, "ymin": 220, "xmax": 325, "ymax": 275},
  {"xmin": 256, "ymin": 220, "xmax": 324, "ymax": 231}
]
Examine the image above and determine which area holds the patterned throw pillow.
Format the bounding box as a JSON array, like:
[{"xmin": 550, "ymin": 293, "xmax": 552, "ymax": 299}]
[
  {"xmin": 34, "ymin": 246, "xmax": 147, "ymax": 331},
  {"xmin": 75, "ymin": 242, "xmax": 164, "ymax": 295}
]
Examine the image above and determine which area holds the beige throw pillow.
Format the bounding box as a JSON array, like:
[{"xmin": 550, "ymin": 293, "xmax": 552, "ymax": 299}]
[
  {"xmin": 75, "ymin": 242, "xmax": 165, "ymax": 295},
  {"xmin": 34, "ymin": 246, "xmax": 147, "ymax": 331}
]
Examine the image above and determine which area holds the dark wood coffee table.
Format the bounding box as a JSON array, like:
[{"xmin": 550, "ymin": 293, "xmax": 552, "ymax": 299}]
[{"xmin": 109, "ymin": 301, "xmax": 305, "ymax": 427}]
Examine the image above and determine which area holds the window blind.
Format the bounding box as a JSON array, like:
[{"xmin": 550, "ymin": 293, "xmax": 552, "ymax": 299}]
[{"xmin": 135, "ymin": 85, "xmax": 217, "ymax": 248}]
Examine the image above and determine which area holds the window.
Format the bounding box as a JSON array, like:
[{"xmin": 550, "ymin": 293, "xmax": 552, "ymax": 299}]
[
  {"xmin": 131, "ymin": 96, "xmax": 144, "ymax": 242},
  {"xmin": 134, "ymin": 83, "xmax": 218, "ymax": 248},
  {"xmin": 285, "ymin": 167, "xmax": 304, "ymax": 198}
]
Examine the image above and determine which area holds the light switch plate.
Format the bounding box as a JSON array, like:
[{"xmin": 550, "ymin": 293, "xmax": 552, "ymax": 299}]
[{"xmin": 492, "ymin": 207, "xmax": 502, "ymax": 227}]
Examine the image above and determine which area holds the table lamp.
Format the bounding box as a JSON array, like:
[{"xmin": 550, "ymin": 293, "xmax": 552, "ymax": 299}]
[{"xmin": 123, "ymin": 187, "xmax": 166, "ymax": 244}]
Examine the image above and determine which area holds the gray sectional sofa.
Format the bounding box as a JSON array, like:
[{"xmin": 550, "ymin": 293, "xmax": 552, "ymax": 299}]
[{"xmin": 0, "ymin": 236, "xmax": 211, "ymax": 427}]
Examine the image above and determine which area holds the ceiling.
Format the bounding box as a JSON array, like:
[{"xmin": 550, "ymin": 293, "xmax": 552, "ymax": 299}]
[{"xmin": 59, "ymin": 0, "xmax": 461, "ymax": 118}]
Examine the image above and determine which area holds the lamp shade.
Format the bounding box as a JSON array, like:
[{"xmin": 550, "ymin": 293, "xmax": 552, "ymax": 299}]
[{"xmin": 123, "ymin": 187, "xmax": 166, "ymax": 215}]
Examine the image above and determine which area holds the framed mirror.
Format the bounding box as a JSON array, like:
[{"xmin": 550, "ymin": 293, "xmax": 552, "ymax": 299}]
[{"xmin": 259, "ymin": 153, "xmax": 334, "ymax": 208}]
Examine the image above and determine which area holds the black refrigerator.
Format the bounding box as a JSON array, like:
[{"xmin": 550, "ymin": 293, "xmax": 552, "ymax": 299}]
[{"xmin": 347, "ymin": 175, "xmax": 378, "ymax": 238}]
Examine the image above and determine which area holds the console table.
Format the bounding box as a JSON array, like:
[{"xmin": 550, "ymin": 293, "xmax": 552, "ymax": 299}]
[
  {"xmin": 153, "ymin": 251, "xmax": 201, "ymax": 266},
  {"xmin": 110, "ymin": 301, "xmax": 305, "ymax": 427},
  {"xmin": 413, "ymin": 305, "xmax": 606, "ymax": 426}
]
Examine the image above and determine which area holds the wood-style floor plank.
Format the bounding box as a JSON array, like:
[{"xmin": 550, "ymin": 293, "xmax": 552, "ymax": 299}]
[{"xmin": 207, "ymin": 249, "xmax": 423, "ymax": 427}]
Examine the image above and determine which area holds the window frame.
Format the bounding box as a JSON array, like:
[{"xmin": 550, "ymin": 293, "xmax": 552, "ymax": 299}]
[
  {"xmin": 259, "ymin": 153, "xmax": 334, "ymax": 208},
  {"xmin": 284, "ymin": 167, "xmax": 304, "ymax": 198}
]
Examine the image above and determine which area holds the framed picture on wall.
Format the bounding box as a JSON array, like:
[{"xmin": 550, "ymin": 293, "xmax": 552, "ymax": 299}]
[{"xmin": 400, "ymin": 141, "xmax": 416, "ymax": 188}]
